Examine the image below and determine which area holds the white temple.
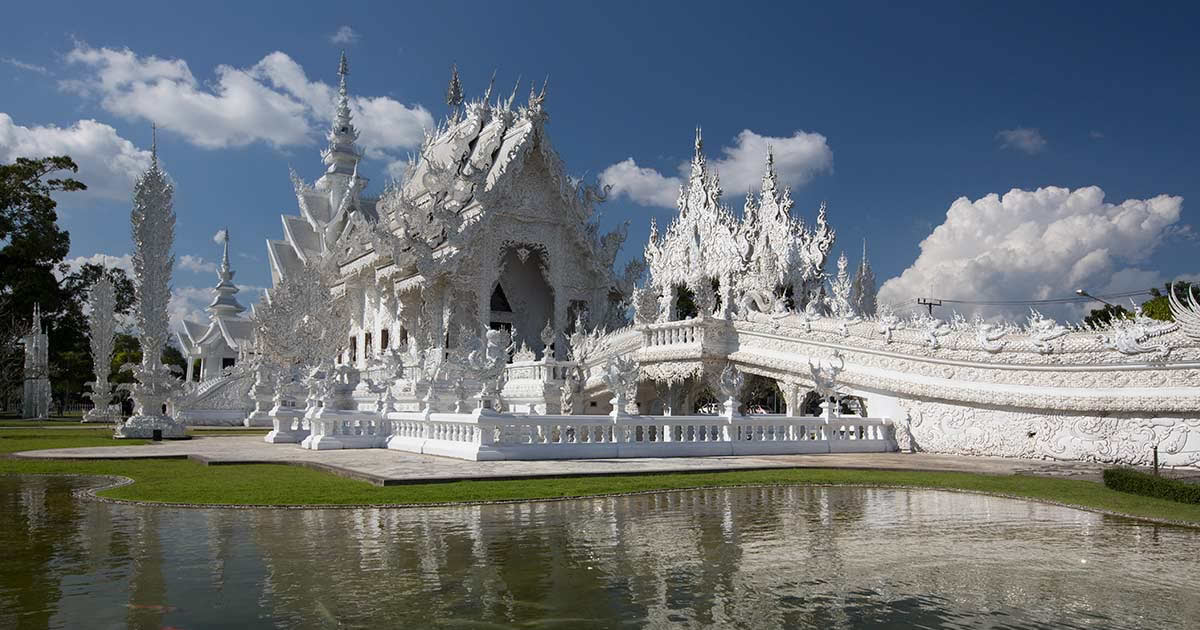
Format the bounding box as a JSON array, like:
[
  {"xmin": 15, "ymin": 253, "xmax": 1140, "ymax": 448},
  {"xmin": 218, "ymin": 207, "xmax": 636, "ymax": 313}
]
[
  {"xmin": 170, "ymin": 54, "xmax": 1200, "ymax": 469},
  {"xmin": 177, "ymin": 231, "xmax": 254, "ymax": 382},
  {"xmin": 265, "ymin": 53, "xmax": 630, "ymax": 372},
  {"xmin": 21, "ymin": 303, "xmax": 51, "ymax": 419}
]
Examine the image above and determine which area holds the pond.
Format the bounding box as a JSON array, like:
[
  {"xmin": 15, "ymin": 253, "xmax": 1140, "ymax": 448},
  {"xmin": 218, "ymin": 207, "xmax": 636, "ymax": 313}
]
[{"xmin": 1, "ymin": 474, "xmax": 1196, "ymax": 629}]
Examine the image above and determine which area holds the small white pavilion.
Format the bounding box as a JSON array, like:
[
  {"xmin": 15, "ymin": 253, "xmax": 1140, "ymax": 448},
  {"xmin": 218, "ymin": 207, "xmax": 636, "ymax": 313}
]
[{"xmin": 177, "ymin": 232, "xmax": 254, "ymax": 382}]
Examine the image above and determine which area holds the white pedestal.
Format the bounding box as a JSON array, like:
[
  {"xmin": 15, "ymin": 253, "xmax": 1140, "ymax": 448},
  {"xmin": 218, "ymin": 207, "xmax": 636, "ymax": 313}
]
[
  {"xmin": 115, "ymin": 414, "xmax": 187, "ymax": 439},
  {"xmin": 264, "ymin": 408, "xmax": 308, "ymax": 443}
]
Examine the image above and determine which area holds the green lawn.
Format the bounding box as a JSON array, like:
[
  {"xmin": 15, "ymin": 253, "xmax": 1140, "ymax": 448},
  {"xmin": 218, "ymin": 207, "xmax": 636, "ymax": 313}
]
[
  {"xmin": 0, "ymin": 427, "xmax": 148, "ymax": 452},
  {"xmin": 0, "ymin": 417, "xmax": 87, "ymax": 427},
  {"xmin": 2, "ymin": 428, "xmax": 1198, "ymax": 526}
]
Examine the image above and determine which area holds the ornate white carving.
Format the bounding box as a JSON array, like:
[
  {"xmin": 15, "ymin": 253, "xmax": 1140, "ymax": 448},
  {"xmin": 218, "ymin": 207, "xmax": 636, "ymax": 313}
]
[
  {"xmin": 600, "ymin": 355, "xmax": 638, "ymax": 417},
  {"xmin": 84, "ymin": 277, "xmax": 116, "ymax": 422},
  {"xmin": 1097, "ymin": 304, "xmax": 1178, "ymax": 357},
  {"xmin": 243, "ymin": 62, "xmax": 1200, "ymax": 471},
  {"xmin": 1025, "ymin": 309, "xmax": 1069, "ymax": 354},
  {"xmin": 117, "ymin": 142, "xmax": 186, "ymax": 439}
]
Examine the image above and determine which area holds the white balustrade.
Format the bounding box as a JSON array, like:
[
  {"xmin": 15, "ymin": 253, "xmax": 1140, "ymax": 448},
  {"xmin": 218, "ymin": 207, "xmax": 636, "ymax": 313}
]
[
  {"xmin": 643, "ymin": 320, "xmax": 702, "ymax": 348},
  {"xmin": 360, "ymin": 411, "xmax": 896, "ymax": 460},
  {"xmin": 302, "ymin": 410, "xmax": 392, "ymax": 450}
]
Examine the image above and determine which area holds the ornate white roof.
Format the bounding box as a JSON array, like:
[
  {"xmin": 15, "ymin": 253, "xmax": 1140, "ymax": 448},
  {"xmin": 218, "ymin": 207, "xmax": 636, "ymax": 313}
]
[
  {"xmin": 178, "ymin": 231, "xmax": 254, "ymax": 357},
  {"xmin": 266, "ymin": 59, "xmax": 628, "ymax": 305}
]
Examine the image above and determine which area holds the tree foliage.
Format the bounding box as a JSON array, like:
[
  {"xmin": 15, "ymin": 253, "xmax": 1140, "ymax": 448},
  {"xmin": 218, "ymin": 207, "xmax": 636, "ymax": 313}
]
[
  {"xmin": 1142, "ymin": 281, "xmax": 1195, "ymax": 322},
  {"xmin": 1083, "ymin": 304, "xmax": 1132, "ymax": 328},
  {"xmin": 0, "ymin": 157, "xmax": 85, "ymax": 410},
  {"xmin": 0, "ymin": 155, "xmax": 182, "ymax": 411},
  {"xmin": 1084, "ymin": 281, "xmax": 1196, "ymax": 327}
]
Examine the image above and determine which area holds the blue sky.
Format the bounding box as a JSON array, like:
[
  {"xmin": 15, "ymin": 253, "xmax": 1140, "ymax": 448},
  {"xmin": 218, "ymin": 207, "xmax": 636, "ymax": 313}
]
[{"xmin": 2, "ymin": 1, "xmax": 1197, "ymax": 323}]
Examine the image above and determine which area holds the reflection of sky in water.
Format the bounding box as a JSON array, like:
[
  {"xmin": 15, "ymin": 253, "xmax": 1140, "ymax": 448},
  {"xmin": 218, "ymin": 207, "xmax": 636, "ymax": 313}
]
[{"xmin": 2, "ymin": 475, "xmax": 1197, "ymax": 629}]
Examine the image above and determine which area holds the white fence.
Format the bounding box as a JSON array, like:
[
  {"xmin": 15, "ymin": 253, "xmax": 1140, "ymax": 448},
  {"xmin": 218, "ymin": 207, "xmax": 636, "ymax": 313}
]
[{"xmin": 273, "ymin": 409, "xmax": 897, "ymax": 460}]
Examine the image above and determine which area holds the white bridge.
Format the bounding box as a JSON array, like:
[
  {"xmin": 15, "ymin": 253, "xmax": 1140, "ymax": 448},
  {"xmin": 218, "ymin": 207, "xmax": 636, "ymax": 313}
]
[{"xmin": 253, "ymin": 306, "xmax": 1200, "ymax": 468}]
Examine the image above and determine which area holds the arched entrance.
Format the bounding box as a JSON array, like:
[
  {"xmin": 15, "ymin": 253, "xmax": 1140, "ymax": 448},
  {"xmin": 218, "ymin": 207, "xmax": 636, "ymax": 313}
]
[{"xmin": 490, "ymin": 245, "xmax": 555, "ymax": 356}]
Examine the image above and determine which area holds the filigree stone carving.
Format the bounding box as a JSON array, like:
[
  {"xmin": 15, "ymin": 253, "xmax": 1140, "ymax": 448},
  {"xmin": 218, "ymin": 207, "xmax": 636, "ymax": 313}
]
[
  {"xmin": 601, "ymin": 355, "xmax": 639, "ymax": 417},
  {"xmin": 1098, "ymin": 305, "xmax": 1178, "ymax": 357},
  {"xmin": 117, "ymin": 144, "xmax": 186, "ymax": 439},
  {"xmin": 84, "ymin": 276, "xmax": 116, "ymax": 423}
]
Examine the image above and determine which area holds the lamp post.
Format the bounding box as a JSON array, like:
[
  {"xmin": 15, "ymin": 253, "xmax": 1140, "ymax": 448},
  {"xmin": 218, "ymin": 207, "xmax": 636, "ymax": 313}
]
[{"xmin": 1075, "ymin": 289, "xmax": 1115, "ymax": 307}]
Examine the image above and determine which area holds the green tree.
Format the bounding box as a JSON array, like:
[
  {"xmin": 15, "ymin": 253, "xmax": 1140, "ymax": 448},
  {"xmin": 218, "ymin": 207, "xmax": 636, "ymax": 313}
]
[
  {"xmin": 0, "ymin": 156, "xmax": 84, "ymax": 412},
  {"xmin": 1083, "ymin": 303, "xmax": 1132, "ymax": 328},
  {"xmin": 49, "ymin": 266, "xmax": 139, "ymax": 410},
  {"xmin": 1141, "ymin": 281, "xmax": 1195, "ymax": 322},
  {"xmin": 110, "ymin": 333, "xmax": 187, "ymax": 393},
  {"xmin": 61, "ymin": 264, "xmax": 137, "ymax": 316}
]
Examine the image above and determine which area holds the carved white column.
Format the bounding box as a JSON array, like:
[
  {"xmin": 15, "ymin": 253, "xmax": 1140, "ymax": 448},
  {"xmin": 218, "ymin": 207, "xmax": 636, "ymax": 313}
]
[
  {"xmin": 116, "ymin": 141, "xmax": 186, "ymax": 439},
  {"xmin": 244, "ymin": 363, "xmax": 275, "ymax": 427}
]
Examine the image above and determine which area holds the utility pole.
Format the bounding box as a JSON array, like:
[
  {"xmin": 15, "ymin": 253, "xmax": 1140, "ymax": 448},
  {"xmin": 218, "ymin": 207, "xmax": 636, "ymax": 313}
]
[{"xmin": 916, "ymin": 297, "xmax": 942, "ymax": 317}]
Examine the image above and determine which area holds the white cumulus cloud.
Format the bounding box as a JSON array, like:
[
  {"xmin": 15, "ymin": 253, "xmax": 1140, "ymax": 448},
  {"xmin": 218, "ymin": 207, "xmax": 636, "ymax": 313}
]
[
  {"xmin": 59, "ymin": 252, "xmax": 134, "ymax": 277},
  {"xmin": 709, "ymin": 129, "xmax": 833, "ymax": 196},
  {"xmin": 600, "ymin": 158, "xmax": 681, "ymax": 208},
  {"xmin": 600, "ymin": 129, "xmax": 833, "ymax": 208},
  {"xmin": 330, "ymin": 26, "xmax": 360, "ymax": 45},
  {"xmin": 0, "ymin": 113, "xmax": 151, "ymax": 201},
  {"xmin": 2, "ymin": 57, "xmax": 50, "ymax": 75},
  {"xmin": 178, "ymin": 255, "xmax": 217, "ymax": 274},
  {"xmin": 61, "ymin": 43, "xmax": 433, "ymax": 163},
  {"xmin": 996, "ymin": 127, "xmax": 1047, "ymax": 154},
  {"xmin": 878, "ymin": 186, "xmax": 1185, "ymax": 322}
]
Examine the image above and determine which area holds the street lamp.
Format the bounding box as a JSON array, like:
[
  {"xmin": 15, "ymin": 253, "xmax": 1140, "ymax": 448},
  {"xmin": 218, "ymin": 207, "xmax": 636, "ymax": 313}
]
[{"xmin": 1075, "ymin": 289, "xmax": 1115, "ymax": 307}]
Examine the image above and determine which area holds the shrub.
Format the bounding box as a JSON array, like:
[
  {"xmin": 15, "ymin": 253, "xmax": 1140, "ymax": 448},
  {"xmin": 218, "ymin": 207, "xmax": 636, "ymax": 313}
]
[{"xmin": 1103, "ymin": 467, "xmax": 1200, "ymax": 504}]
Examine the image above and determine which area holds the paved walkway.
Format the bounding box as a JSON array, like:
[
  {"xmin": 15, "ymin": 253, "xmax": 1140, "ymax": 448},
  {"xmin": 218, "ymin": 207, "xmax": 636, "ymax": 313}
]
[{"xmin": 14, "ymin": 435, "xmax": 1116, "ymax": 486}]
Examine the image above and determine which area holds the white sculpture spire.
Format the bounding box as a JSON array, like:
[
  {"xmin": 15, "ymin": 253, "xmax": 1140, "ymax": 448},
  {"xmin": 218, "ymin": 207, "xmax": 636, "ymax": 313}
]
[
  {"xmin": 208, "ymin": 228, "xmax": 245, "ymax": 319},
  {"xmin": 84, "ymin": 276, "xmax": 116, "ymax": 423},
  {"xmin": 446, "ymin": 63, "xmax": 464, "ymax": 123},
  {"xmin": 830, "ymin": 251, "xmax": 854, "ymax": 318},
  {"xmin": 117, "ymin": 139, "xmax": 184, "ymax": 438},
  {"xmin": 21, "ymin": 303, "xmax": 50, "ymax": 419},
  {"xmin": 852, "ymin": 239, "xmax": 878, "ymax": 317},
  {"xmin": 322, "ymin": 50, "xmax": 362, "ymax": 178}
]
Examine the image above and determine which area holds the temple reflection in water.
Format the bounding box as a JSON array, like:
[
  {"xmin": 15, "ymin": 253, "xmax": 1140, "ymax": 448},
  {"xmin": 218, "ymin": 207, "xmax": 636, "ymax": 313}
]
[{"xmin": 2, "ymin": 476, "xmax": 1197, "ymax": 629}]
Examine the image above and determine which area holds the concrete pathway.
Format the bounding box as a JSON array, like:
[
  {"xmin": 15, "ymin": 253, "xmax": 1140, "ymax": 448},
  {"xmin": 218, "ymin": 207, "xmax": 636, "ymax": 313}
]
[{"xmin": 13, "ymin": 435, "xmax": 1116, "ymax": 486}]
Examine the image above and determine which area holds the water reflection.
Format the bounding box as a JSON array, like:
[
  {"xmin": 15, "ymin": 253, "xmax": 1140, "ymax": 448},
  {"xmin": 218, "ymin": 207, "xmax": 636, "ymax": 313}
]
[{"xmin": 1, "ymin": 475, "xmax": 1197, "ymax": 629}]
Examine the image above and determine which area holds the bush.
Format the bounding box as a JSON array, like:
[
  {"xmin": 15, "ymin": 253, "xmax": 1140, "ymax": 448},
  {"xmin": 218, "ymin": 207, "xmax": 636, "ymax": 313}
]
[{"xmin": 1103, "ymin": 467, "xmax": 1200, "ymax": 504}]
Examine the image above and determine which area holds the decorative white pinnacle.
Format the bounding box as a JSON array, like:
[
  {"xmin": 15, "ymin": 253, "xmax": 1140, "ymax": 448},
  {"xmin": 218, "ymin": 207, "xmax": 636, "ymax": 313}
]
[{"xmin": 117, "ymin": 136, "xmax": 185, "ymax": 438}]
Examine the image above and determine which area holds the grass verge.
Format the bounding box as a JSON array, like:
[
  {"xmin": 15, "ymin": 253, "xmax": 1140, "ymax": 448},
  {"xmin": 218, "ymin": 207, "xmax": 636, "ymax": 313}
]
[{"xmin": 2, "ymin": 429, "xmax": 1199, "ymax": 526}]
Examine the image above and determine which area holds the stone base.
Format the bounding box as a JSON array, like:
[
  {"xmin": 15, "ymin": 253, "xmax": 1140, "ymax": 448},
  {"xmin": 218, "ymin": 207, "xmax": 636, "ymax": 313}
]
[
  {"xmin": 300, "ymin": 434, "xmax": 343, "ymax": 450},
  {"xmin": 115, "ymin": 414, "xmax": 187, "ymax": 439},
  {"xmin": 244, "ymin": 410, "xmax": 274, "ymax": 427},
  {"xmin": 81, "ymin": 409, "xmax": 116, "ymax": 424},
  {"xmin": 176, "ymin": 409, "xmax": 250, "ymax": 426},
  {"xmin": 264, "ymin": 409, "xmax": 308, "ymax": 443}
]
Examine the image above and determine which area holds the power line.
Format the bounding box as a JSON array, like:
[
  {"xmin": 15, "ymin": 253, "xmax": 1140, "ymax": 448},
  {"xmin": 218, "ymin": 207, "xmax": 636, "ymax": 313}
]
[{"xmin": 928, "ymin": 289, "xmax": 1152, "ymax": 307}]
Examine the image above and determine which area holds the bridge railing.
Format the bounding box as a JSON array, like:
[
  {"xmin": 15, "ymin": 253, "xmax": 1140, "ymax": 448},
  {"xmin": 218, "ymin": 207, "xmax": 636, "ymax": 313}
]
[
  {"xmin": 296, "ymin": 411, "xmax": 898, "ymax": 460},
  {"xmin": 643, "ymin": 319, "xmax": 704, "ymax": 347}
]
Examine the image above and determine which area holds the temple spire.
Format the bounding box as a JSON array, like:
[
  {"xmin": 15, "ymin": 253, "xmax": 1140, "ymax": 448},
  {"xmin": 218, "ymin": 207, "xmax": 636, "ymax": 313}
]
[
  {"xmin": 322, "ymin": 50, "xmax": 361, "ymax": 177},
  {"xmin": 208, "ymin": 228, "xmax": 244, "ymax": 319},
  {"xmin": 852, "ymin": 238, "xmax": 877, "ymax": 317},
  {"xmin": 220, "ymin": 227, "xmax": 231, "ymax": 273},
  {"xmin": 505, "ymin": 76, "xmax": 521, "ymax": 110},
  {"xmin": 482, "ymin": 69, "xmax": 497, "ymax": 105},
  {"xmin": 446, "ymin": 63, "xmax": 464, "ymax": 123},
  {"xmin": 688, "ymin": 126, "xmax": 709, "ymax": 183}
]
